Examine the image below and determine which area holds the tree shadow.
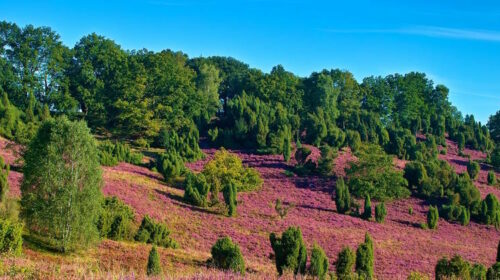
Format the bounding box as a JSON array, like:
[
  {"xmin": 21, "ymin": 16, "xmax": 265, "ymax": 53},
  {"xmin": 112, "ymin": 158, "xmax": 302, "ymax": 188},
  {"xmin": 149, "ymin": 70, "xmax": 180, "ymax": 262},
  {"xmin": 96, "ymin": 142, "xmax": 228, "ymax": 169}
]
[
  {"xmin": 296, "ymin": 203, "xmax": 336, "ymax": 213},
  {"xmin": 153, "ymin": 189, "xmax": 219, "ymax": 215},
  {"xmin": 392, "ymin": 218, "xmax": 422, "ymax": 229}
]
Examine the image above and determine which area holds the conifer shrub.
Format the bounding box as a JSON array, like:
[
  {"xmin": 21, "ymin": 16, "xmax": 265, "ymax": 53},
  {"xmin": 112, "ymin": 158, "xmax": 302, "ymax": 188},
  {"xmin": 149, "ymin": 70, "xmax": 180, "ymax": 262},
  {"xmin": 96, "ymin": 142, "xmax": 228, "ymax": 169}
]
[
  {"xmin": 467, "ymin": 160, "xmax": 480, "ymax": 180},
  {"xmin": 97, "ymin": 196, "xmax": 135, "ymax": 240},
  {"xmin": 407, "ymin": 271, "xmax": 429, "ymax": 280},
  {"xmin": 335, "ymin": 178, "xmax": 351, "ymax": 214},
  {"xmin": 269, "ymin": 226, "xmax": 307, "ymax": 276},
  {"xmin": 375, "ymin": 202, "xmax": 387, "ymax": 223},
  {"xmin": 135, "ymin": 215, "xmax": 178, "ymax": 248},
  {"xmin": 183, "ymin": 172, "xmax": 210, "ymax": 207},
  {"xmin": 487, "ymin": 171, "xmax": 497, "ymax": 186},
  {"xmin": 479, "ymin": 194, "xmax": 500, "ymax": 228},
  {"xmin": 98, "ymin": 140, "xmax": 143, "ymax": 166},
  {"xmin": 404, "ymin": 161, "xmax": 427, "ymax": 190},
  {"xmin": 441, "ymin": 204, "xmax": 470, "ymax": 226},
  {"xmin": 310, "ymin": 243, "xmax": 329, "ymax": 280},
  {"xmin": 156, "ymin": 151, "xmax": 185, "ymax": 180},
  {"xmin": 0, "ymin": 157, "xmax": 9, "ymax": 204},
  {"xmin": 470, "ymin": 263, "xmax": 487, "ymax": 280},
  {"xmin": 362, "ymin": 195, "xmax": 372, "ymax": 220},
  {"xmin": 0, "ymin": 218, "xmax": 23, "ymax": 255},
  {"xmin": 355, "ymin": 232, "xmax": 374, "ymax": 279},
  {"xmin": 427, "ymin": 206, "xmax": 439, "ymax": 230},
  {"xmin": 275, "ymin": 199, "xmax": 294, "ymax": 219},
  {"xmin": 210, "ymin": 236, "xmax": 245, "ymax": 275},
  {"xmin": 317, "ymin": 145, "xmax": 336, "ymax": 177},
  {"xmin": 435, "ymin": 255, "xmax": 471, "ymax": 280},
  {"xmin": 346, "ymin": 130, "xmax": 361, "ymax": 152},
  {"xmin": 487, "ymin": 262, "xmax": 500, "ymax": 280},
  {"xmin": 146, "ymin": 246, "xmax": 162, "ymax": 276},
  {"xmin": 336, "ymin": 246, "xmax": 356, "ymax": 280},
  {"xmin": 283, "ymin": 136, "xmax": 291, "ymax": 162},
  {"xmin": 223, "ymin": 183, "xmax": 238, "ymax": 217}
]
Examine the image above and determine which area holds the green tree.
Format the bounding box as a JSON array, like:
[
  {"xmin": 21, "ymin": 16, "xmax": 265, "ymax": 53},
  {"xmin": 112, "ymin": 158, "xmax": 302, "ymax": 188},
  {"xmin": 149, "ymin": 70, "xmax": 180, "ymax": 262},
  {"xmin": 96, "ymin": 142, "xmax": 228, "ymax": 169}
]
[
  {"xmin": 487, "ymin": 171, "xmax": 497, "ymax": 186},
  {"xmin": 223, "ymin": 183, "xmax": 238, "ymax": 217},
  {"xmin": 487, "ymin": 262, "xmax": 500, "ymax": 280},
  {"xmin": 435, "ymin": 255, "xmax": 471, "ymax": 280},
  {"xmin": 135, "ymin": 215, "xmax": 178, "ymax": 248},
  {"xmin": 283, "ymin": 134, "xmax": 291, "ymax": 162},
  {"xmin": 427, "ymin": 206, "xmax": 439, "ymax": 230},
  {"xmin": 479, "ymin": 194, "xmax": 500, "ymax": 228},
  {"xmin": 375, "ymin": 202, "xmax": 387, "ymax": 223},
  {"xmin": 97, "ymin": 196, "xmax": 135, "ymax": 240},
  {"xmin": 210, "ymin": 236, "xmax": 245, "ymax": 275},
  {"xmin": 487, "ymin": 110, "xmax": 500, "ymax": 144},
  {"xmin": 309, "ymin": 243, "xmax": 329, "ymax": 280},
  {"xmin": 20, "ymin": 117, "xmax": 102, "ymax": 252},
  {"xmin": 467, "ymin": 161, "xmax": 480, "ymax": 180},
  {"xmin": 269, "ymin": 226, "xmax": 307, "ymax": 276},
  {"xmin": 362, "ymin": 195, "xmax": 372, "ymax": 220},
  {"xmin": 336, "ymin": 246, "xmax": 356, "ymax": 280},
  {"xmin": 470, "ymin": 263, "xmax": 487, "ymax": 280},
  {"xmin": 0, "ymin": 156, "xmax": 9, "ymax": 204},
  {"xmin": 356, "ymin": 232, "xmax": 374, "ymax": 279},
  {"xmin": 146, "ymin": 246, "xmax": 162, "ymax": 276},
  {"xmin": 458, "ymin": 133, "xmax": 466, "ymax": 152},
  {"xmin": 0, "ymin": 218, "xmax": 23, "ymax": 255},
  {"xmin": 335, "ymin": 177, "xmax": 351, "ymax": 214}
]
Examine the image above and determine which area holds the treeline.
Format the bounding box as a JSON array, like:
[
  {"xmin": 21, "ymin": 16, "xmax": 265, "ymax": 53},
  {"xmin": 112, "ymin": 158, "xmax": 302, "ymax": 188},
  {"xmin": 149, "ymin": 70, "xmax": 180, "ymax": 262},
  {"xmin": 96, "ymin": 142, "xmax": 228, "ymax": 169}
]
[{"xmin": 0, "ymin": 21, "xmax": 495, "ymax": 162}]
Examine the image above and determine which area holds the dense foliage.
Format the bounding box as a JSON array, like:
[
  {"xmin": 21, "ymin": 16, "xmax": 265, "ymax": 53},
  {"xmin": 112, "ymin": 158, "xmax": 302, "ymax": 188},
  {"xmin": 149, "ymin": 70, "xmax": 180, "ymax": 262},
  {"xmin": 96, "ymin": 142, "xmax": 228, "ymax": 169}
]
[
  {"xmin": 97, "ymin": 196, "xmax": 135, "ymax": 240},
  {"xmin": 269, "ymin": 226, "xmax": 307, "ymax": 276},
  {"xmin": 427, "ymin": 206, "xmax": 439, "ymax": 230},
  {"xmin": 98, "ymin": 140, "xmax": 143, "ymax": 166},
  {"xmin": 355, "ymin": 232, "xmax": 374, "ymax": 279},
  {"xmin": 336, "ymin": 247, "xmax": 356, "ymax": 280},
  {"xmin": 21, "ymin": 117, "xmax": 102, "ymax": 252},
  {"xmin": 375, "ymin": 202, "xmax": 387, "ymax": 223},
  {"xmin": 334, "ymin": 177, "xmax": 351, "ymax": 214},
  {"xmin": 210, "ymin": 236, "xmax": 245, "ymax": 274},
  {"xmin": 146, "ymin": 246, "xmax": 162, "ymax": 276},
  {"xmin": 134, "ymin": 215, "xmax": 178, "ymax": 248},
  {"xmin": 309, "ymin": 243, "xmax": 329, "ymax": 280}
]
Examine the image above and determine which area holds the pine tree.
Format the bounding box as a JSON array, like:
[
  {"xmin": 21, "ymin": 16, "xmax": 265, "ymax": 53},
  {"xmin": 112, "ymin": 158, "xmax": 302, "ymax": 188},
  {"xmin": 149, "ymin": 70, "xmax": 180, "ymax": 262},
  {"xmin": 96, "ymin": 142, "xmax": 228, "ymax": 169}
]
[
  {"xmin": 356, "ymin": 232, "xmax": 374, "ymax": 279},
  {"xmin": 427, "ymin": 205, "xmax": 439, "ymax": 230},
  {"xmin": 210, "ymin": 236, "xmax": 245, "ymax": 274},
  {"xmin": 0, "ymin": 156, "xmax": 9, "ymax": 203},
  {"xmin": 375, "ymin": 202, "xmax": 387, "ymax": 223},
  {"xmin": 283, "ymin": 135, "xmax": 291, "ymax": 162},
  {"xmin": 269, "ymin": 226, "xmax": 307, "ymax": 276},
  {"xmin": 309, "ymin": 243, "xmax": 329, "ymax": 280},
  {"xmin": 146, "ymin": 246, "xmax": 162, "ymax": 276},
  {"xmin": 362, "ymin": 195, "xmax": 372, "ymax": 220},
  {"xmin": 223, "ymin": 183, "xmax": 237, "ymax": 217},
  {"xmin": 335, "ymin": 178, "xmax": 351, "ymax": 214},
  {"xmin": 336, "ymin": 247, "xmax": 355, "ymax": 280}
]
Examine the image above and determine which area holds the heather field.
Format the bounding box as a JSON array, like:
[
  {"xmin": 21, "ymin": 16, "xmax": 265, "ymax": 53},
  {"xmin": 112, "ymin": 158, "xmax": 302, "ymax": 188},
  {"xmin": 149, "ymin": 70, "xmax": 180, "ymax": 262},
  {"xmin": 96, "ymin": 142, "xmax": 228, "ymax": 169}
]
[{"xmin": 1, "ymin": 136, "xmax": 500, "ymax": 279}]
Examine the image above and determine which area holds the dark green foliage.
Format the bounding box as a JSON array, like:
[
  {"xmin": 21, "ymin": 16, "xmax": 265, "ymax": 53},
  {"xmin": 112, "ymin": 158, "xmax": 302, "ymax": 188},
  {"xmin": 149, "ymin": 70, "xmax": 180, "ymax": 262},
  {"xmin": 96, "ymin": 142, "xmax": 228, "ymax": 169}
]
[
  {"xmin": 293, "ymin": 146, "xmax": 317, "ymax": 176},
  {"xmin": 155, "ymin": 124, "xmax": 203, "ymax": 162},
  {"xmin": 467, "ymin": 160, "xmax": 480, "ymax": 180},
  {"xmin": 156, "ymin": 151, "xmax": 185, "ymax": 180},
  {"xmin": 404, "ymin": 161, "xmax": 428, "ymax": 190},
  {"xmin": 210, "ymin": 236, "xmax": 245, "ymax": 275},
  {"xmin": 283, "ymin": 135, "xmax": 291, "ymax": 162},
  {"xmin": 346, "ymin": 130, "xmax": 361, "ymax": 152},
  {"xmin": 492, "ymin": 146, "xmax": 500, "ymax": 170},
  {"xmin": 0, "ymin": 157, "xmax": 9, "ymax": 204},
  {"xmin": 0, "ymin": 218, "xmax": 23, "ymax": 255},
  {"xmin": 21, "ymin": 117, "xmax": 103, "ymax": 252},
  {"xmin": 97, "ymin": 196, "xmax": 135, "ymax": 240},
  {"xmin": 147, "ymin": 246, "xmax": 162, "ymax": 276},
  {"xmin": 295, "ymin": 147, "xmax": 312, "ymax": 164},
  {"xmin": 317, "ymin": 145, "xmax": 337, "ymax": 176},
  {"xmin": 441, "ymin": 204, "xmax": 470, "ymax": 226},
  {"xmin": 427, "ymin": 206, "xmax": 439, "ymax": 230},
  {"xmin": 98, "ymin": 140, "xmax": 143, "ymax": 166},
  {"xmin": 269, "ymin": 226, "xmax": 307, "ymax": 276},
  {"xmin": 335, "ymin": 178, "xmax": 351, "ymax": 214},
  {"xmin": 183, "ymin": 172, "xmax": 210, "ymax": 207},
  {"xmin": 458, "ymin": 133, "xmax": 466, "ymax": 151},
  {"xmin": 223, "ymin": 183, "xmax": 238, "ymax": 217},
  {"xmin": 135, "ymin": 215, "xmax": 178, "ymax": 248},
  {"xmin": 362, "ymin": 195, "xmax": 372, "ymax": 220},
  {"xmin": 309, "ymin": 243, "xmax": 329, "ymax": 280},
  {"xmin": 453, "ymin": 175, "xmax": 481, "ymax": 210},
  {"xmin": 336, "ymin": 247, "xmax": 356, "ymax": 280},
  {"xmin": 479, "ymin": 194, "xmax": 500, "ymax": 228},
  {"xmin": 487, "ymin": 262, "xmax": 500, "ymax": 280},
  {"xmin": 356, "ymin": 232, "xmax": 374, "ymax": 279},
  {"xmin": 347, "ymin": 144, "xmax": 409, "ymax": 200},
  {"xmin": 375, "ymin": 202, "xmax": 387, "ymax": 223},
  {"xmin": 487, "ymin": 171, "xmax": 496, "ymax": 185},
  {"xmin": 435, "ymin": 255, "xmax": 471, "ymax": 280},
  {"xmin": 275, "ymin": 199, "xmax": 294, "ymax": 219},
  {"xmin": 470, "ymin": 263, "xmax": 487, "ymax": 280}
]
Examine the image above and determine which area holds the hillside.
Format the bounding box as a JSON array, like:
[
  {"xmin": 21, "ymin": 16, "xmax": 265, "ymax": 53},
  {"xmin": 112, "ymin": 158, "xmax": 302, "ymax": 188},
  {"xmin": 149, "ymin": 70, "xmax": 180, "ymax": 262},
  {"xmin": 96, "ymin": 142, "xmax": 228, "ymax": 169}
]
[{"xmin": 1, "ymin": 136, "xmax": 499, "ymax": 279}]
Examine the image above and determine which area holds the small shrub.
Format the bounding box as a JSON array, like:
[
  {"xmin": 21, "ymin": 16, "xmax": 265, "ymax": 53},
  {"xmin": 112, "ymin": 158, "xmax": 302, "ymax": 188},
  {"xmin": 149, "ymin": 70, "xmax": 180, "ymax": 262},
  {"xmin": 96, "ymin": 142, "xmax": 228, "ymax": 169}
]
[
  {"xmin": 441, "ymin": 204, "xmax": 469, "ymax": 226},
  {"xmin": 336, "ymin": 246, "xmax": 356, "ymax": 280},
  {"xmin": 407, "ymin": 271, "xmax": 429, "ymax": 280},
  {"xmin": 97, "ymin": 196, "xmax": 135, "ymax": 240},
  {"xmin": 317, "ymin": 145, "xmax": 336, "ymax": 177},
  {"xmin": 98, "ymin": 140, "xmax": 143, "ymax": 166},
  {"xmin": 487, "ymin": 171, "xmax": 497, "ymax": 186},
  {"xmin": 210, "ymin": 236, "xmax": 245, "ymax": 275},
  {"xmin": 439, "ymin": 148, "xmax": 447, "ymax": 155},
  {"xmin": 479, "ymin": 194, "xmax": 500, "ymax": 228},
  {"xmin": 135, "ymin": 216, "xmax": 178, "ymax": 248},
  {"xmin": 269, "ymin": 226, "xmax": 307, "ymax": 276},
  {"xmin": 283, "ymin": 170, "xmax": 295, "ymax": 177},
  {"xmin": 346, "ymin": 130, "xmax": 361, "ymax": 152},
  {"xmin": 146, "ymin": 246, "xmax": 162, "ymax": 276},
  {"xmin": 435, "ymin": 255, "xmax": 471, "ymax": 280},
  {"xmin": 275, "ymin": 199, "xmax": 294, "ymax": 219},
  {"xmin": 362, "ymin": 195, "xmax": 372, "ymax": 220},
  {"xmin": 487, "ymin": 262, "xmax": 500, "ymax": 280},
  {"xmin": 375, "ymin": 202, "xmax": 387, "ymax": 223},
  {"xmin": 335, "ymin": 178, "xmax": 351, "ymax": 214},
  {"xmin": 467, "ymin": 160, "xmax": 480, "ymax": 180},
  {"xmin": 355, "ymin": 232, "xmax": 374, "ymax": 279},
  {"xmin": 310, "ymin": 243, "xmax": 329, "ymax": 280},
  {"xmin": 283, "ymin": 136, "xmax": 291, "ymax": 162},
  {"xmin": 183, "ymin": 172, "xmax": 210, "ymax": 207},
  {"xmin": 409, "ymin": 207, "xmax": 413, "ymax": 215},
  {"xmin": 223, "ymin": 183, "xmax": 238, "ymax": 217},
  {"xmin": 156, "ymin": 151, "xmax": 184, "ymax": 180},
  {"xmin": 470, "ymin": 263, "xmax": 487, "ymax": 280},
  {"xmin": 0, "ymin": 218, "xmax": 23, "ymax": 255},
  {"xmin": 404, "ymin": 161, "xmax": 427, "ymax": 190},
  {"xmin": 0, "ymin": 157, "xmax": 10, "ymax": 203},
  {"xmin": 427, "ymin": 205, "xmax": 439, "ymax": 230}
]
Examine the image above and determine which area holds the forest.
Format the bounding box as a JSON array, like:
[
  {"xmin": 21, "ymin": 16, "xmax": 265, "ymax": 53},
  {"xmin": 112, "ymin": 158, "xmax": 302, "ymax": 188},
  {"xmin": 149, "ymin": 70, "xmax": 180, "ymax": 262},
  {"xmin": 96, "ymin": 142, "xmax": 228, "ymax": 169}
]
[{"xmin": 1, "ymin": 21, "xmax": 500, "ymax": 279}]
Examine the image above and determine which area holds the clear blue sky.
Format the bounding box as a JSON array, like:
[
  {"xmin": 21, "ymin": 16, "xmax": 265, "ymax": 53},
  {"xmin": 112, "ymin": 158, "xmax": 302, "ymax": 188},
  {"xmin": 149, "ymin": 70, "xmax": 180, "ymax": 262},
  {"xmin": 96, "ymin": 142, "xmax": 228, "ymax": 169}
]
[{"xmin": 1, "ymin": 0, "xmax": 499, "ymax": 123}]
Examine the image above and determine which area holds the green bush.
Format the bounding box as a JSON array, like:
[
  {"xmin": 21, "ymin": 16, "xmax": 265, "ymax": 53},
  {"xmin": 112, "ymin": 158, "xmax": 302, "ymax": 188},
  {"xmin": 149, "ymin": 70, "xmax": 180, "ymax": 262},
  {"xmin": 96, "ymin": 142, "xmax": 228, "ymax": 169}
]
[
  {"xmin": 183, "ymin": 172, "xmax": 210, "ymax": 207},
  {"xmin": 470, "ymin": 263, "xmax": 487, "ymax": 280},
  {"xmin": 98, "ymin": 140, "xmax": 143, "ymax": 166},
  {"xmin": 210, "ymin": 236, "xmax": 245, "ymax": 275},
  {"xmin": 335, "ymin": 178, "xmax": 351, "ymax": 214},
  {"xmin": 283, "ymin": 136, "xmax": 291, "ymax": 162},
  {"xmin": 362, "ymin": 195, "xmax": 372, "ymax": 220},
  {"xmin": 155, "ymin": 124, "xmax": 203, "ymax": 162},
  {"xmin": 0, "ymin": 218, "xmax": 23, "ymax": 255},
  {"xmin": 156, "ymin": 151, "xmax": 185, "ymax": 180},
  {"xmin": 97, "ymin": 196, "xmax": 135, "ymax": 240},
  {"xmin": 404, "ymin": 161, "xmax": 428, "ymax": 190},
  {"xmin": 146, "ymin": 246, "xmax": 162, "ymax": 276},
  {"xmin": 375, "ymin": 202, "xmax": 387, "ymax": 223},
  {"xmin": 0, "ymin": 157, "xmax": 9, "ymax": 204},
  {"xmin": 487, "ymin": 262, "xmax": 500, "ymax": 280},
  {"xmin": 409, "ymin": 207, "xmax": 413, "ymax": 215},
  {"xmin": 488, "ymin": 171, "xmax": 497, "ymax": 185},
  {"xmin": 309, "ymin": 243, "xmax": 329, "ymax": 280},
  {"xmin": 346, "ymin": 130, "xmax": 361, "ymax": 152},
  {"xmin": 427, "ymin": 206, "xmax": 439, "ymax": 230},
  {"xmin": 435, "ymin": 255, "xmax": 471, "ymax": 280},
  {"xmin": 407, "ymin": 271, "xmax": 429, "ymax": 280},
  {"xmin": 223, "ymin": 183, "xmax": 238, "ymax": 217},
  {"xmin": 479, "ymin": 194, "xmax": 500, "ymax": 228},
  {"xmin": 336, "ymin": 246, "xmax": 356, "ymax": 280},
  {"xmin": 275, "ymin": 199, "xmax": 294, "ymax": 219},
  {"xmin": 317, "ymin": 145, "xmax": 337, "ymax": 176},
  {"xmin": 440, "ymin": 204, "xmax": 470, "ymax": 226},
  {"xmin": 269, "ymin": 226, "xmax": 307, "ymax": 276},
  {"xmin": 135, "ymin": 215, "xmax": 178, "ymax": 248},
  {"xmin": 467, "ymin": 160, "xmax": 480, "ymax": 180},
  {"xmin": 355, "ymin": 232, "xmax": 374, "ymax": 279}
]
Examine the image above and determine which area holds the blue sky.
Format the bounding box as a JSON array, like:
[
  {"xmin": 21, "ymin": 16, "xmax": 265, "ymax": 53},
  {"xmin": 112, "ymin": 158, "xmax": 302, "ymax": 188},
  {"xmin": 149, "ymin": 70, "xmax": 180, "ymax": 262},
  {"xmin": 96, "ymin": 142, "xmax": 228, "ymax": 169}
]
[{"xmin": 1, "ymin": 0, "xmax": 499, "ymax": 123}]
